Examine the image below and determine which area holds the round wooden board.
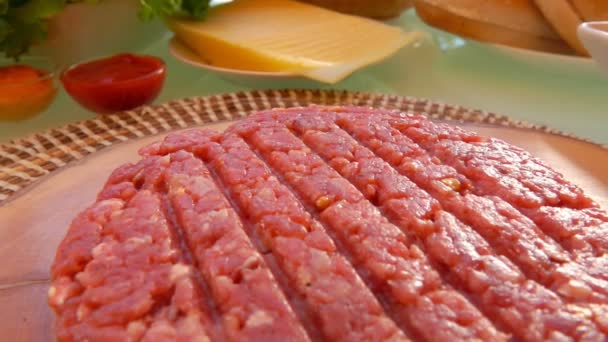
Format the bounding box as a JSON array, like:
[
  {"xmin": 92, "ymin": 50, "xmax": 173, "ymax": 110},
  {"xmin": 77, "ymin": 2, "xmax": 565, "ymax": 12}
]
[{"xmin": 1, "ymin": 119, "xmax": 607, "ymax": 341}]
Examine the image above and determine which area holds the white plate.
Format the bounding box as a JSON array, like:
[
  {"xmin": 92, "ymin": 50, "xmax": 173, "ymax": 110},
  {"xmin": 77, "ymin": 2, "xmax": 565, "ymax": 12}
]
[
  {"xmin": 168, "ymin": 38, "xmax": 329, "ymax": 87},
  {"xmin": 427, "ymin": 26, "xmax": 598, "ymax": 73},
  {"xmin": 487, "ymin": 42, "xmax": 593, "ymax": 68}
]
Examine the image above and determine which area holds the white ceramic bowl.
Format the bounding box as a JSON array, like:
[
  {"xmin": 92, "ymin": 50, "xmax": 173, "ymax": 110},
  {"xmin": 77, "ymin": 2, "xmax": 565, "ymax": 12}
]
[{"xmin": 578, "ymin": 22, "xmax": 608, "ymax": 74}]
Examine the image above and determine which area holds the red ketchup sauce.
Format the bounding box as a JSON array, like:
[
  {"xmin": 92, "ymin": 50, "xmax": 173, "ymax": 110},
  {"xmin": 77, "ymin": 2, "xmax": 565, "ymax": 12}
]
[{"xmin": 61, "ymin": 53, "xmax": 166, "ymax": 113}]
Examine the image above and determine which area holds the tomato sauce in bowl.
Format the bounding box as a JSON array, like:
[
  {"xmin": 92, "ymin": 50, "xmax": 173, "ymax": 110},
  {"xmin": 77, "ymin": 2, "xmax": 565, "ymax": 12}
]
[{"xmin": 61, "ymin": 53, "xmax": 166, "ymax": 113}]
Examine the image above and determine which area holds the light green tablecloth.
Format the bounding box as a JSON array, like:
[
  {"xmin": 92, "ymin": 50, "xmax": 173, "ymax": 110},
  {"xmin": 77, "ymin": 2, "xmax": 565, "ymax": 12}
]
[{"xmin": 1, "ymin": 10, "xmax": 607, "ymax": 144}]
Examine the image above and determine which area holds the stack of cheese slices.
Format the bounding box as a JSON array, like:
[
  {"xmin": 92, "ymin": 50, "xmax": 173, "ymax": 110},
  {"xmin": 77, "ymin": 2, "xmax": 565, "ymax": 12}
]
[{"xmin": 415, "ymin": 0, "xmax": 608, "ymax": 56}]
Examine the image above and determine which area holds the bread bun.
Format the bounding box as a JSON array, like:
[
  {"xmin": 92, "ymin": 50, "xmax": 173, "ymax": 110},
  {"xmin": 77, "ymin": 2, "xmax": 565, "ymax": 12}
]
[
  {"xmin": 568, "ymin": 0, "xmax": 608, "ymax": 21},
  {"xmin": 533, "ymin": 0, "xmax": 589, "ymax": 56},
  {"xmin": 299, "ymin": 0, "xmax": 413, "ymax": 19},
  {"xmin": 414, "ymin": 0, "xmax": 574, "ymax": 54}
]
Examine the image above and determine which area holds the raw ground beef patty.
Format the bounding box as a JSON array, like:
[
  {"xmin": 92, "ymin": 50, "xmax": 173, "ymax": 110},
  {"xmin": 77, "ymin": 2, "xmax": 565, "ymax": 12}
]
[{"xmin": 48, "ymin": 106, "xmax": 608, "ymax": 341}]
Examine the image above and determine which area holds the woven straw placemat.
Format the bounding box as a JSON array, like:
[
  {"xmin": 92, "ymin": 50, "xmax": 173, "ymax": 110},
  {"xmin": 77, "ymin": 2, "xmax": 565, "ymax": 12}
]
[{"xmin": 0, "ymin": 89, "xmax": 601, "ymax": 203}]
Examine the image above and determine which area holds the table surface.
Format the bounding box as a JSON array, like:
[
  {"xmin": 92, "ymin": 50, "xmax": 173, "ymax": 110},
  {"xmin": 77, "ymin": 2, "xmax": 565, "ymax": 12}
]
[{"xmin": 1, "ymin": 10, "xmax": 607, "ymax": 144}]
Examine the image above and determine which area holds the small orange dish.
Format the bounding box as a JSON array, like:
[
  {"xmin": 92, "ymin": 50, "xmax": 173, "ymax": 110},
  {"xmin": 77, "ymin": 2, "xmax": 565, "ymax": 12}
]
[{"xmin": 0, "ymin": 65, "xmax": 58, "ymax": 121}]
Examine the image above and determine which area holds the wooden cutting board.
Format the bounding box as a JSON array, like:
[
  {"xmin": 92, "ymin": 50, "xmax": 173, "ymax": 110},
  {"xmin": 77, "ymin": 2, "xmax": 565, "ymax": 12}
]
[{"xmin": 0, "ymin": 122, "xmax": 606, "ymax": 341}]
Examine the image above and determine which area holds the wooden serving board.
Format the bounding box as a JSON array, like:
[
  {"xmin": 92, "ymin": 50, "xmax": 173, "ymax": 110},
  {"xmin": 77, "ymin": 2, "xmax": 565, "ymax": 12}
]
[{"xmin": 0, "ymin": 122, "xmax": 606, "ymax": 341}]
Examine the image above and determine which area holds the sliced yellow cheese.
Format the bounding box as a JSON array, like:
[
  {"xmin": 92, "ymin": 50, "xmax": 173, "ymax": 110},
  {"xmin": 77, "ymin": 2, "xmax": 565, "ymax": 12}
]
[{"xmin": 167, "ymin": 0, "xmax": 421, "ymax": 83}]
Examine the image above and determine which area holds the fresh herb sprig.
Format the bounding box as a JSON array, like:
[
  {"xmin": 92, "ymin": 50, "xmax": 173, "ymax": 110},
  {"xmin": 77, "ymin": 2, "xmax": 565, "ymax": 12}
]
[{"xmin": 0, "ymin": 0, "xmax": 65, "ymax": 59}]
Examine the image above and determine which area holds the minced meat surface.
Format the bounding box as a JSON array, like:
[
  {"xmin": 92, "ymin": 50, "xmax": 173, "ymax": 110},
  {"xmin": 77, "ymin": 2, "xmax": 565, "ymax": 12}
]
[{"xmin": 49, "ymin": 106, "xmax": 608, "ymax": 341}]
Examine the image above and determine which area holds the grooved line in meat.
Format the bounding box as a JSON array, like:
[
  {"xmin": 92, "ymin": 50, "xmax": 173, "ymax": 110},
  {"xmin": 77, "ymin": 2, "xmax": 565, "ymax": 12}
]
[
  {"xmin": 198, "ymin": 133, "xmax": 408, "ymax": 341},
  {"xmin": 161, "ymin": 150, "xmax": 311, "ymax": 341},
  {"xmin": 50, "ymin": 156, "xmax": 217, "ymax": 341},
  {"xmin": 383, "ymin": 114, "xmax": 608, "ymax": 277},
  {"xmin": 334, "ymin": 111, "xmax": 608, "ymax": 301},
  {"xmin": 237, "ymin": 129, "xmax": 421, "ymax": 340},
  {"xmin": 281, "ymin": 111, "xmax": 605, "ymax": 340},
  {"xmin": 236, "ymin": 115, "xmax": 507, "ymax": 341},
  {"xmin": 115, "ymin": 127, "xmax": 405, "ymax": 340},
  {"xmin": 330, "ymin": 109, "xmax": 608, "ymax": 334},
  {"xmin": 193, "ymin": 140, "xmax": 324, "ymax": 341},
  {"xmin": 159, "ymin": 180, "xmax": 227, "ymax": 341},
  {"xmin": 109, "ymin": 158, "xmax": 222, "ymax": 341}
]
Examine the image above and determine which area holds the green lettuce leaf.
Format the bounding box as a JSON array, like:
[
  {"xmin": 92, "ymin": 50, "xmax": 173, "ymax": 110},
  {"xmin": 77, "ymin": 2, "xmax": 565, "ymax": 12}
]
[
  {"xmin": 0, "ymin": 0, "xmax": 65, "ymax": 59},
  {"xmin": 0, "ymin": 15, "xmax": 46, "ymax": 59}
]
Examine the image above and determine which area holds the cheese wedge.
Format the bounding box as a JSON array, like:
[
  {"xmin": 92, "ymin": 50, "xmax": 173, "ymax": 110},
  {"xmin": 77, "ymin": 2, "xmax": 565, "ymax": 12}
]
[{"xmin": 167, "ymin": 0, "xmax": 421, "ymax": 83}]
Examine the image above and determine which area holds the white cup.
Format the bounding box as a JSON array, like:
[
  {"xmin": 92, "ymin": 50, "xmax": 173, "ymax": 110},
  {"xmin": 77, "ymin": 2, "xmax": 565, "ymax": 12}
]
[{"xmin": 578, "ymin": 22, "xmax": 608, "ymax": 73}]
